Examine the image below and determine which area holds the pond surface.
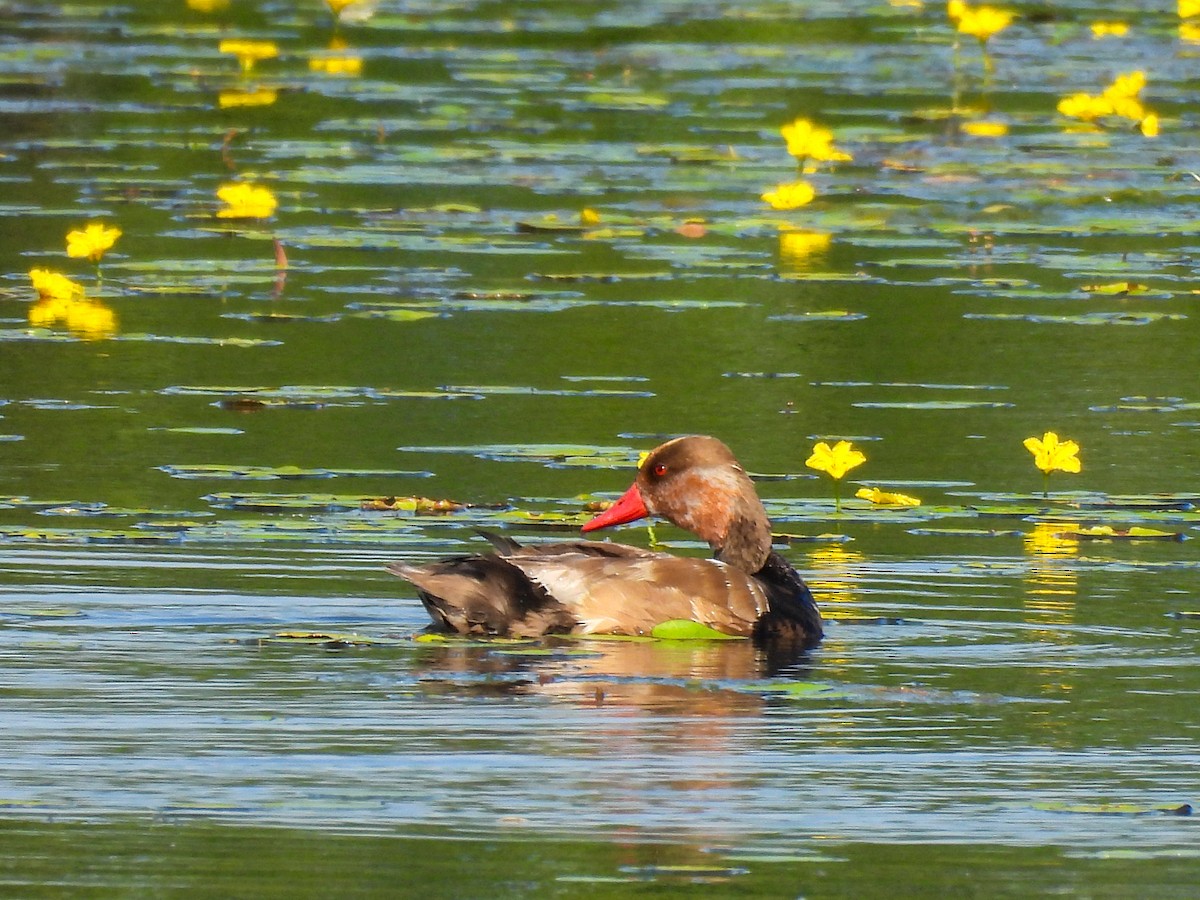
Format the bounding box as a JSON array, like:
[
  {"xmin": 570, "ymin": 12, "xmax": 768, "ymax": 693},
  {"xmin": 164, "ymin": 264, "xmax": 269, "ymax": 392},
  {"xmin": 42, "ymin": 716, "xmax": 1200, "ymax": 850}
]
[{"xmin": 1, "ymin": 0, "xmax": 1199, "ymax": 894}]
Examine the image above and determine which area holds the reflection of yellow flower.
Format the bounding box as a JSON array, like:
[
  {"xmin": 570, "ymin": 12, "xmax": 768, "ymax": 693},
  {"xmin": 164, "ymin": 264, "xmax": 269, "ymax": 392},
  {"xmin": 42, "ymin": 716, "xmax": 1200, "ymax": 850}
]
[
  {"xmin": 66, "ymin": 223, "xmax": 121, "ymax": 263},
  {"xmin": 309, "ymin": 37, "xmax": 363, "ymax": 76},
  {"xmin": 29, "ymin": 268, "xmax": 84, "ymax": 301},
  {"xmin": 780, "ymin": 118, "xmax": 852, "ymax": 165},
  {"xmin": 217, "ymin": 183, "xmax": 278, "ymax": 219},
  {"xmin": 1090, "ymin": 21, "xmax": 1128, "ymax": 37},
  {"xmin": 806, "ymin": 441, "xmax": 866, "ymax": 480},
  {"xmin": 950, "ymin": 3, "xmax": 1013, "ymax": 42},
  {"xmin": 779, "ymin": 230, "xmax": 831, "ymax": 270},
  {"xmin": 761, "ymin": 180, "xmax": 815, "ymax": 210},
  {"xmin": 856, "ymin": 487, "xmax": 920, "ymax": 506},
  {"xmin": 219, "ymin": 39, "xmax": 278, "ymax": 74},
  {"xmin": 29, "ymin": 297, "xmax": 117, "ymax": 340},
  {"xmin": 218, "ymin": 87, "xmax": 278, "ymax": 108},
  {"xmin": 961, "ymin": 120, "xmax": 1008, "ymax": 137},
  {"xmin": 1024, "ymin": 431, "xmax": 1081, "ymax": 475}
]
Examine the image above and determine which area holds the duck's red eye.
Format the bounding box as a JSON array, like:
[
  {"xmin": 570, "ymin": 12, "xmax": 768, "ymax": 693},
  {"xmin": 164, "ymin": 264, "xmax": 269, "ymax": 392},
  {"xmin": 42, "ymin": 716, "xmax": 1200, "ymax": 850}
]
[{"xmin": 652, "ymin": 463, "xmax": 668, "ymax": 477}]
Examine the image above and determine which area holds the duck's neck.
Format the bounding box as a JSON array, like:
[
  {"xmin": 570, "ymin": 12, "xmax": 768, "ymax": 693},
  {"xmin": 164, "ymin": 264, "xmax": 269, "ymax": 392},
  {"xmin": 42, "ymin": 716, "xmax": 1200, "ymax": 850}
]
[{"xmin": 712, "ymin": 496, "xmax": 773, "ymax": 573}]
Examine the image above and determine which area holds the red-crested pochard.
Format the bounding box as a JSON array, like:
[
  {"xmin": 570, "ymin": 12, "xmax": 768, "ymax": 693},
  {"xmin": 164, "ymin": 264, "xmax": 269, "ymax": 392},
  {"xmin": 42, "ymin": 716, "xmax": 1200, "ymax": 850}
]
[{"xmin": 388, "ymin": 435, "xmax": 822, "ymax": 648}]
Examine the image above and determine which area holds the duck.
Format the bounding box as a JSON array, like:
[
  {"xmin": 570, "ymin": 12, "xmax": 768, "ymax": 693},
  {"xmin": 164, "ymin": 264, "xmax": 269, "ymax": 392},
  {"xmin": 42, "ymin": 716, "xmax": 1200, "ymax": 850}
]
[{"xmin": 388, "ymin": 435, "xmax": 822, "ymax": 648}]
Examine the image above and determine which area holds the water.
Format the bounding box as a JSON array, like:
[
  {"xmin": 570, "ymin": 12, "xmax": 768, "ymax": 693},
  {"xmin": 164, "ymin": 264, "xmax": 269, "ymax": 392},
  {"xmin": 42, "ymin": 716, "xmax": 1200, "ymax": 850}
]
[{"xmin": 1, "ymin": 0, "xmax": 1199, "ymax": 893}]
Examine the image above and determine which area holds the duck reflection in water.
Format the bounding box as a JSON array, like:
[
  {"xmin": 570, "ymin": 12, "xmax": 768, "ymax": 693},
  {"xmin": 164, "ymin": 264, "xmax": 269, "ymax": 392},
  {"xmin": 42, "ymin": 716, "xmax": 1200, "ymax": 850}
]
[{"xmin": 390, "ymin": 436, "xmax": 823, "ymax": 667}]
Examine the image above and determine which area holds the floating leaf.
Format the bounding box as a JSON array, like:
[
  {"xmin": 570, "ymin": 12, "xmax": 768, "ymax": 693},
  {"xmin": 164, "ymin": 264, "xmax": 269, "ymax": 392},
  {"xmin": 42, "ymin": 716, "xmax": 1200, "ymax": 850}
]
[
  {"xmin": 160, "ymin": 464, "xmax": 432, "ymax": 480},
  {"xmin": 1056, "ymin": 525, "xmax": 1185, "ymax": 541},
  {"xmin": 1031, "ymin": 801, "xmax": 1192, "ymax": 816},
  {"xmin": 649, "ymin": 619, "xmax": 745, "ymax": 641}
]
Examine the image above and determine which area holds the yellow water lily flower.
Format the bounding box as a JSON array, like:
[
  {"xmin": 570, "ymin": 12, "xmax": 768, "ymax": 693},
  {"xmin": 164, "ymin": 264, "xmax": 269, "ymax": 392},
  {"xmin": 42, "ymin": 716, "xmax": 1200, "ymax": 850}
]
[
  {"xmin": 1139, "ymin": 113, "xmax": 1160, "ymax": 137},
  {"xmin": 1024, "ymin": 432, "xmax": 1081, "ymax": 475},
  {"xmin": 216, "ymin": 183, "xmax": 278, "ymax": 219},
  {"xmin": 806, "ymin": 440, "xmax": 866, "ymax": 480},
  {"xmin": 188, "ymin": 0, "xmax": 230, "ymax": 11},
  {"xmin": 1056, "ymin": 92, "xmax": 1112, "ymax": 121},
  {"xmin": 29, "ymin": 268, "xmax": 84, "ymax": 301},
  {"xmin": 807, "ymin": 440, "xmax": 866, "ymax": 513},
  {"xmin": 947, "ymin": 0, "xmax": 967, "ymax": 19},
  {"xmin": 1180, "ymin": 0, "xmax": 1200, "ymax": 18},
  {"xmin": 219, "ymin": 39, "xmax": 278, "ymax": 74},
  {"xmin": 65, "ymin": 222, "xmax": 121, "ymax": 263},
  {"xmin": 1090, "ymin": 21, "xmax": 1128, "ymax": 38},
  {"xmin": 761, "ymin": 180, "xmax": 816, "ymax": 210},
  {"xmin": 953, "ymin": 4, "xmax": 1013, "ymax": 42},
  {"xmin": 1181, "ymin": 21, "xmax": 1200, "ymax": 42},
  {"xmin": 327, "ymin": 0, "xmax": 362, "ymax": 16},
  {"xmin": 780, "ymin": 118, "xmax": 852, "ymax": 165},
  {"xmin": 856, "ymin": 487, "xmax": 921, "ymax": 506},
  {"xmin": 1104, "ymin": 70, "xmax": 1145, "ymax": 101}
]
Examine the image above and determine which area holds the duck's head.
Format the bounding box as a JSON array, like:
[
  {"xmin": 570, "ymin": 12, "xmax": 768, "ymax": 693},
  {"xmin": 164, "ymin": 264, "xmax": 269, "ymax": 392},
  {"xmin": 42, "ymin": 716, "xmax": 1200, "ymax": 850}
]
[{"xmin": 582, "ymin": 435, "xmax": 772, "ymax": 573}]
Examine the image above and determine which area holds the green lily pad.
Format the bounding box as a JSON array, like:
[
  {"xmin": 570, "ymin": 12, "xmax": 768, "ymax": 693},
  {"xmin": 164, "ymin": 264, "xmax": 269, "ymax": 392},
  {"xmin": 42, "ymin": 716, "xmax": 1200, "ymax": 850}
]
[{"xmin": 649, "ymin": 620, "xmax": 746, "ymax": 641}]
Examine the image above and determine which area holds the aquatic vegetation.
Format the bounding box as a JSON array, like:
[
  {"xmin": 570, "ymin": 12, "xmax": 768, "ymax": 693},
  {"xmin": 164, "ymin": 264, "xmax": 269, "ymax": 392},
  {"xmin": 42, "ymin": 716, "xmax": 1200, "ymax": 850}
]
[
  {"xmin": 947, "ymin": 1, "xmax": 1013, "ymax": 43},
  {"xmin": 65, "ymin": 223, "xmax": 121, "ymax": 264},
  {"xmin": 219, "ymin": 40, "xmax": 278, "ymax": 74},
  {"xmin": 28, "ymin": 268, "xmax": 83, "ymax": 301},
  {"xmin": 760, "ymin": 180, "xmax": 815, "ymax": 210},
  {"xmin": 1024, "ymin": 432, "xmax": 1081, "ymax": 498},
  {"xmin": 309, "ymin": 38, "xmax": 363, "ymax": 77},
  {"xmin": 806, "ymin": 441, "xmax": 867, "ymax": 512},
  {"xmin": 216, "ymin": 183, "xmax": 279, "ymax": 219},
  {"xmin": 856, "ymin": 487, "xmax": 921, "ymax": 507},
  {"xmin": 1057, "ymin": 70, "xmax": 1157, "ymax": 136},
  {"xmin": 779, "ymin": 118, "xmax": 852, "ymax": 168}
]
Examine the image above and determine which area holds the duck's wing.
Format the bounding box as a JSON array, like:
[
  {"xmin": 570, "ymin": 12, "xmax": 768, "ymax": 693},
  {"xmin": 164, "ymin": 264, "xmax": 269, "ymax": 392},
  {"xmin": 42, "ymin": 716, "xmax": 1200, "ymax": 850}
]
[{"xmin": 502, "ymin": 553, "xmax": 770, "ymax": 636}]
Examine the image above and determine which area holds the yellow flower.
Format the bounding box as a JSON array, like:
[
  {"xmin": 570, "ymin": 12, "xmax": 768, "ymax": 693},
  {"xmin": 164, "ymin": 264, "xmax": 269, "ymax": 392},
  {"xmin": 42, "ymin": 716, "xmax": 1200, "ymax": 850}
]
[
  {"xmin": 1139, "ymin": 113, "xmax": 1160, "ymax": 137},
  {"xmin": 1090, "ymin": 21, "xmax": 1128, "ymax": 37},
  {"xmin": 65, "ymin": 222, "xmax": 121, "ymax": 263},
  {"xmin": 218, "ymin": 87, "xmax": 279, "ymax": 108},
  {"xmin": 955, "ymin": 5, "xmax": 1013, "ymax": 42},
  {"xmin": 326, "ymin": 0, "xmax": 361, "ymax": 15},
  {"xmin": 29, "ymin": 268, "xmax": 84, "ymax": 301},
  {"xmin": 761, "ymin": 180, "xmax": 816, "ymax": 210},
  {"xmin": 219, "ymin": 39, "xmax": 278, "ymax": 74},
  {"xmin": 1181, "ymin": 21, "xmax": 1200, "ymax": 42},
  {"xmin": 1056, "ymin": 92, "xmax": 1113, "ymax": 121},
  {"xmin": 1104, "ymin": 70, "xmax": 1145, "ymax": 100},
  {"xmin": 779, "ymin": 118, "xmax": 852, "ymax": 165},
  {"xmin": 1180, "ymin": 0, "xmax": 1200, "ymax": 18},
  {"xmin": 806, "ymin": 440, "xmax": 866, "ymax": 480},
  {"xmin": 580, "ymin": 207, "xmax": 601, "ymax": 226},
  {"xmin": 947, "ymin": 0, "xmax": 967, "ymax": 20},
  {"xmin": 856, "ymin": 487, "xmax": 921, "ymax": 506},
  {"xmin": 216, "ymin": 183, "xmax": 278, "ymax": 219},
  {"xmin": 1023, "ymin": 432, "xmax": 1081, "ymax": 476},
  {"xmin": 961, "ymin": 120, "xmax": 1008, "ymax": 137},
  {"xmin": 188, "ymin": 0, "xmax": 230, "ymax": 11}
]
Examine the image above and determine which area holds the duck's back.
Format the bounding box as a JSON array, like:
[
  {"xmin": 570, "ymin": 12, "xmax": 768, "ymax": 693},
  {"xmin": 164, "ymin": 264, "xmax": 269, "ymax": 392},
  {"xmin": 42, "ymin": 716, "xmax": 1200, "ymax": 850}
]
[{"xmin": 389, "ymin": 537, "xmax": 770, "ymax": 637}]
